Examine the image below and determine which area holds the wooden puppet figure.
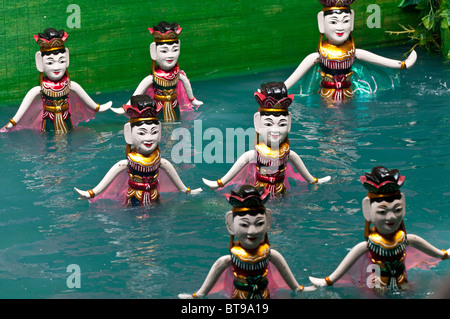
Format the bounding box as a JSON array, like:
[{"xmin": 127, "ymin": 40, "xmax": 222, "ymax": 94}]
[
  {"xmin": 74, "ymin": 95, "xmax": 201, "ymax": 206},
  {"xmin": 178, "ymin": 185, "xmax": 315, "ymax": 299},
  {"xmin": 1, "ymin": 28, "xmax": 112, "ymax": 134},
  {"xmin": 283, "ymin": 0, "xmax": 417, "ymax": 102},
  {"xmin": 111, "ymin": 21, "xmax": 203, "ymax": 122},
  {"xmin": 202, "ymin": 82, "xmax": 330, "ymax": 197},
  {"xmin": 309, "ymin": 166, "xmax": 449, "ymax": 292}
]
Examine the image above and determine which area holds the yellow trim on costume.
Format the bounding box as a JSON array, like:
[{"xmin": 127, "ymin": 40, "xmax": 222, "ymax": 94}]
[
  {"xmin": 255, "ymin": 140, "xmax": 290, "ymax": 160},
  {"xmin": 367, "ymin": 191, "xmax": 401, "ymax": 199},
  {"xmin": 368, "ymin": 230, "xmax": 406, "ymax": 250},
  {"xmin": 39, "ymin": 46, "xmax": 65, "ymax": 52},
  {"xmin": 318, "ymin": 34, "xmax": 355, "ymax": 61},
  {"xmin": 322, "ymin": 6, "xmax": 349, "ymax": 11},
  {"xmin": 127, "ymin": 149, "xmax": 161, "ymax": 167},
  {"xmin": 129, "ymin": 117, "xmax": 159, "ymax": 124},
  {"xmin": 230, "ymin": 242, "xmax": 270, "ymax": 264}
]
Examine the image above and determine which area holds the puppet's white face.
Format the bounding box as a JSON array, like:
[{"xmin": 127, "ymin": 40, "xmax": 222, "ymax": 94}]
[
  {"xmin": 129, "ymin": 123, "xmax": 161, "ymax": 155},
  {"xmin": 154, "ymin": 43, "xmax": 180, "ymax": 70},
  {"xmin": 323, "ymin": 12, "xmax": 353, "ymax": 45},
  {"xmin": 231, "ymin": 213, "xmax": 269, "ymax": 250},
  {"xmin": 41, "ymin": 52, "xmax": 68, "ymax": 81},
  {"xmin": 255, "ymin": 114, "xmax": 291, "ymax": 149},
  {"xmin": 370, "ymin": 199, "xmax": 405, "ymax": 235}
]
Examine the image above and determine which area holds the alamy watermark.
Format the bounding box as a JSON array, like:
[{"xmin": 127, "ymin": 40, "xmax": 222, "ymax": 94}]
[
  {"xmin": 170, "ymin": 120, "xmax": 255, "ymax": 164},
  {"xmin": 66, "ymin": 4, "xmax": 81, "ymax": 29},
  {"xmin": 366, "ymin": 4, "xmax": 381, "ymax": 29},
  {"xmin": 66, "ymin": 264, "xmax": 81, "ymax": 289}
]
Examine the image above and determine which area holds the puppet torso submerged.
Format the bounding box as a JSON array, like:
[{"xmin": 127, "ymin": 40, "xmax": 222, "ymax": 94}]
[
  {"xmin": 127, "ymin": 149, "xmax": 161, "ymax": 206},
  {"xmin": 318, "ymin": 36, "xmax": 356, "ymax": 101},
  {"xmin": 152, "ymin": 65, "xmax": 180, "ymax": 122},
  {"xmin": 230, "ymin": 241, "xmax": 271, "ymax": 299},
  {"xmin": 367, "ymin": 229, "xmax": 408, "ymax": 291},
  {"xmin": 254, "ymin": 141, "xmax": 290, "ymax": 197},
  {"xmin": 40, "ymin": 74, "xmax": 73, "ymax": 133}
]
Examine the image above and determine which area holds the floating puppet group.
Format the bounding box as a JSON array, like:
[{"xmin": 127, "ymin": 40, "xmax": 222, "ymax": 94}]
[
  {"xmin": 180, "ymin": 168, "xmax": 449, "ymax": 298},
  {"xmin": 1, "ymin": 0, "xmax": 448, "ymax": 300}
]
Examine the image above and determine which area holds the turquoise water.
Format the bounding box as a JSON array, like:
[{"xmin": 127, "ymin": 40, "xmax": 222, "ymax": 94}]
[{"xmin": 0, "ymin": 46, "xmax": 449, "ymax": 299}]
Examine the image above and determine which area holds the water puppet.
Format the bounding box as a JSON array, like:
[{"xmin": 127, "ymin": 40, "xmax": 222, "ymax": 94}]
[
  {"xmin": 111, "ymin": 21, "xmax": 202, "ymax": 122},
  {"xmin": 1, "ymin": 28, "xmax": 112, "ymax": 134},
  {"xmin": 309, "ymin": 166, "xmax": 449, "ymax": 292},
  {"xmin": 74, "ymin": 94, "xmax": 201, "ymax": 206},
  {"xmin": 202, "ymin": 82, "xmax": 330, "ymax": 197},
  {"xmin": 179, "ymin": 185, "xmax": 314, "ymax": 299},
  {"xmin": 283, "ymin": 0, "xmax": 417, "ymax": 102}
]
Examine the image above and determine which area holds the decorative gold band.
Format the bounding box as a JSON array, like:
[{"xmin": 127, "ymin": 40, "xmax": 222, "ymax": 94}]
[
  {"xmin": 40, "ymin": 46, "xmax": 65, "ymax": 52},
  {"xmin": 232, "ymin": 206, "xmax": 265, "ymax": 214},
  {"xmin": 154, "ymin": 93, "xmax": 178, "ymax": 102},
  {"xmin": 185, "ymin": 187, "xmax": 191, "ymax": 194},
  {"xmin": 9, "ymin": 118, "xmax": 17, "ymax": 126},
  {"xmin": 367, "ymin": 190, "xmax": 401, "ymax": 199},
  {"xmin": 129, "ymin": 117, "xmax": 159, "ymax": 124},
  {"xmin": 325, "ymin": 276, "xmax": 333, "ymax": 286},
  {"xmin": 95, "ymin": 103, "xmax": 100, "ymax": 112},
  {"xmin": 88, "ymin": 189, "xmax": 95, "ymax": 198},
  {"xmin": 43, "ymin": 103, "xmax": 70, "ymax": 113},
  {"xmin": 400, "ymin": 61, "xmax": 406, "ymax": 70},
  {"xmin": 154, "ymin": 39, "xmax": 178, "ymax": 43},
  {"xmin": 442, "ymin": 249, "xmax": 448, "ymax": 260},
  {"xmin": 217, "ymin": 179, "xmax": 224, "ymax": 187},
  {"xmin": 322, "ymin": 6, "xmax": 349, "ymax": 11},
  {"xmin": 312, "ymin": 177, "xmax": 319, "ymax": 184},
  {"xmin": 258, "ymin": 107, "xmax": 287, "ymax": 113}
]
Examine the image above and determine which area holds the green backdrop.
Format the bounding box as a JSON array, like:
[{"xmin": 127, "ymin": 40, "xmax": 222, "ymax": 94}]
[{"xmin": 0, "ymin": 0, "xmax": 419, "ymax": 105}]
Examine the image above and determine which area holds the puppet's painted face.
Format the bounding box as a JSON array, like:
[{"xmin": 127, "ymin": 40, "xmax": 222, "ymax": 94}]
[
  {"xmin": 154, "ymin": 43, "xmax": 180, "ymax": 70},
  {"xmin": 323, "ymin": 11, "xmax": 352, "ymax": 45},
  {"xmin": 130, "ymin": 123, "xmax": 161, "ymax": 155},
  {"xmin": 232, "ymin": 213, "xmax": 268, "ymax": 250},
  {"xmin": 370, "ymin": 199, "xmax": 405, "ymax": 235},
  {"xmin": 42, "ymin": 52, "xmax": 68, "ymax": 81},
  {"xmin": 255, "ymin": 114, "xmax": 290, "ymax": 148}
]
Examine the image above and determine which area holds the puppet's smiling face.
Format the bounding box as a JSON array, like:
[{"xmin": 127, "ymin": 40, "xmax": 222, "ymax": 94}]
[{"xmin": 42, "ymin": 52, "xmax": 68, "ymax": 81}]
